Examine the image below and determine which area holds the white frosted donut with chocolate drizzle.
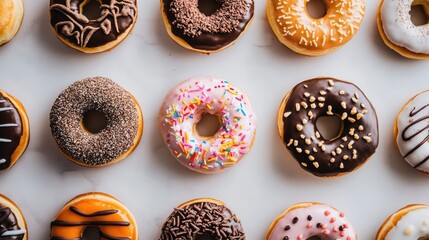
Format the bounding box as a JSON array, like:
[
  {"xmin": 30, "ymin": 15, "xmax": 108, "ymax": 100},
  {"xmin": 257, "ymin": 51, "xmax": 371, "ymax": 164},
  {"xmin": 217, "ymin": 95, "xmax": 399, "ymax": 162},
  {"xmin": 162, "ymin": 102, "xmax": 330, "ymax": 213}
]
[
  {"xmin": 159, "ymin": 77, "xmax": 257, "ymax": 174},
  {"xmin": 49, "ymin": 0, "xmax": 138, "ymax": 53},
  {"xmin": 50, "ymin": 192, "xmax": 138, "ymax": 240},
  {"xmin": 0, "ymin": 194, "xmax": 28, "ymax": 240},
  {"xmin": 395, "ymin": 90, "xmax": 429, "ymax": 173}
]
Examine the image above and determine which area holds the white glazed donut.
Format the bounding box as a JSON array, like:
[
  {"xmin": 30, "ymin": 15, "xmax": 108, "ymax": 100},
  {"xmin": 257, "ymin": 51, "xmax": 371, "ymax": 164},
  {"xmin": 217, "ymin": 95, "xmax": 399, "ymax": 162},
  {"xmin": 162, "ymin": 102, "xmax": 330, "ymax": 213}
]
[
  {"xmin": 159, "ymin": 77, "xmax": 257, "ymax": 174},
  {"xmin": 376, "ymin": 204, "xmax": 429, "ymax": 240},
  {"xmin": 378, "ymin": 0, "xmax": 429, "ymax": 58},
  {"xmin": 395, "ymin": 90, "xmax": 429, "ymax": 174}
]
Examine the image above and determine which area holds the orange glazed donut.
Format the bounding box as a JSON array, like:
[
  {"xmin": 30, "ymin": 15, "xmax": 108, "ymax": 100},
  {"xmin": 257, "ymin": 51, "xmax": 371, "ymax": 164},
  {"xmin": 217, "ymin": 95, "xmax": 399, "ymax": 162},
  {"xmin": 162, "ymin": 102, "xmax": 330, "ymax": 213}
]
[
  {"xmin": 266, "ymin": 0, "xmax": 366, "ymax": 56},
  {"xmin": 50, "ymin": 192, "xmax": 138, "ymax": 240}
]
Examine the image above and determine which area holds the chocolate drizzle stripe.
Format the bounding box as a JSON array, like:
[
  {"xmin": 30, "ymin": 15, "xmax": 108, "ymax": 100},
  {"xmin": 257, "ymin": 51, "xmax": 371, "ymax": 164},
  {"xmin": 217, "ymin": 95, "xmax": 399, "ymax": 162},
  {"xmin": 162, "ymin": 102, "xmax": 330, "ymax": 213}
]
[
  {"xmin": 69, "ymin": 206, "xmax": 118, "ymax": 217},
  {"xmin": 410, "ymin": 105, "xmax": 429, "ymax": 117},
  {"xmin": 51, "ymin": 221, "xmax": 130, "ymax": 227}
]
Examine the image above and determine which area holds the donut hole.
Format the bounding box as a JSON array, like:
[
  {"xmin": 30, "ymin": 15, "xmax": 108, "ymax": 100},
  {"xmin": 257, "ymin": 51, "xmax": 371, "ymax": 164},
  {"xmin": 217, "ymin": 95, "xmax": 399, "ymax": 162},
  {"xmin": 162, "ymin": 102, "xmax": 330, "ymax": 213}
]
[
  {"xmin": 82, "ymin": 109, "xmax": 108, "ymax": 134},
  {"xmin": 410, "ymin": 1, "xmax": 429, "ymax": 26},
  {"xmin": 198, "ymin": 0, "xmax": 221, "ymax": 16},
  {"xmin": 306, "ymin": 0, "xmax": 327, "ymax": 19},
  {"xmin": 418, "ymin": 237, "xmax": 429, "ymax": 240},
  {"xmin": 80, "ymin": 0, "xmax": 102, "ymax": 20},
  {"xmin": 316, "ymin": 115, "xmax": 344, "ymax": 141},
  {"xmin": 82, "ymin": 226, "xmax": 101, "ymax": 240},
  {"xmin": 195, "ymin": 232, "xmax": 215, "ymax": 240},
  {"xmin": 195, "ymin": 113, "xmax": 221, "ymax": 138}
]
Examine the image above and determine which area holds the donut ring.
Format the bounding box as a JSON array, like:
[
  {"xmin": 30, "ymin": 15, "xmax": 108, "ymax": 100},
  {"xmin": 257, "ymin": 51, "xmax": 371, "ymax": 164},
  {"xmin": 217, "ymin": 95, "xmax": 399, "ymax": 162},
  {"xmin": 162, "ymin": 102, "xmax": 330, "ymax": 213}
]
[
  {"xmin": 161, "ymin": 0, "xmax": 254, "ymax": 53},
  {"xmin": 160, "ymin": 198, "xmax": 246, "ymax": 239},
  {"xmin": 49, "ymin": 77, "xmax": 143, "ymax": 167},
  {"xmin": 50, "ymin": 192, "xmax": 138, "ymax": 240},
  {"xmin": 376, "ymin": 204, "xmax": 429, "ymax": 239},
  {"xmin": 49, "ymin": 0, "xmax": 138, "ymax": 53},
  {"xmin": 394, "ymin": 90, "xmax": 429, "ymax": 174},
  {"xmin": 278, "ymin": 78, "xmax": 379, "ymax": 177},
  {"xmin": 0, "ymin": 194, "xmax": 28, "ymax": 239},
  {"xmin": 377, "ymin": 0, "xmax": 429, "ymax": 59},
  {"xmin": 159, "ymin": 77, "xmax": 257, "ymax": 174},
  {"xmin": 266, "ymin": 202, "xmax": 357, "ymax": 240},
  {"xmin": 266, "ymin": 0, "xmax": 365, "ymax": 56},
  {"xmin": 0, "ymin": 0, "xmax": 24, "ymax": 46},
  {"xmin": 0, "ymin": 90, "xmax": 30, "ymax": 172}
]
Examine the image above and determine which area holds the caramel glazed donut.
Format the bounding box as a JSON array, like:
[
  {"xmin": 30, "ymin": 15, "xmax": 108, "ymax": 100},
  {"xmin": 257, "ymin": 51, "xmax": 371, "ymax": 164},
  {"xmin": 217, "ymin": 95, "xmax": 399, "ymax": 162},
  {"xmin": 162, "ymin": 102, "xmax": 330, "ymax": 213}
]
[
  {"xmin": 160, "ymin": 198, "xmax": 246, "ymax": 239},
  {"xmin": 278, "ymin": 78, "xmax": 378, "ymax": 177},
  {"xmin": 266, "ymin": 0, "xmax": 365, "ymax": 56},
  {"xmin": 50, "ymin": 192, "xmax": 138, "ymax": 240},
  {"xmin": 49, "ymin": 77, "xmax": 143, "ymax": 167},
  {"xmin": 377, "ymin": 0, "xmax": 429, "ymax": 59},
  {"xmin": 0, "ymin": 90, "xmax": 30, "ymax": 172},
  {"xmin": 376, "ymin": 204, "xmax": 429, "ymax": 239},
  {"xmin": 0, "ymin": 0, "xmax": 24, "ymax": 46},
  {"xmin": 0, "ymin": 195, "xmax": 28, "ymax": 239},
  {"xmin": 161, "ymin": 0, "xmax": 254, "ymax": 53},
  {"xmin": 49, "ymin": 0, "xmax": 138, "ymax": 53},
  {"xmin": 266, "ymin": 202, "xmax": 357, "ymax": 240}
]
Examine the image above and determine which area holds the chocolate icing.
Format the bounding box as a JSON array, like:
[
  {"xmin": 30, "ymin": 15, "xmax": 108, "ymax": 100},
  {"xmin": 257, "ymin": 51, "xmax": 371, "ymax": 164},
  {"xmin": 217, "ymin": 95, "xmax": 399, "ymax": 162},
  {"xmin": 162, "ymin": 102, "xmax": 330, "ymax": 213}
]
[
  {"xmin": 160, "ymin": 201, "xmax": 245, "ymax": 240},
  {"xmin": 162, "ymin": 0, "xmax": 254, "ymax": 51},
  {"xmin": 0, "ymin": 93, "xmax": 23, "ymax": 172},
  {"xmin": 49, "ymin": 0, "xmax": 137, "ymax": 48},
  {"xmin": 0, "ymin": 203, "xmax": 25, "ymax": 240},
  {"xmin": 281, "ymin": 78, "xmax": 379, "ymax": 176}
]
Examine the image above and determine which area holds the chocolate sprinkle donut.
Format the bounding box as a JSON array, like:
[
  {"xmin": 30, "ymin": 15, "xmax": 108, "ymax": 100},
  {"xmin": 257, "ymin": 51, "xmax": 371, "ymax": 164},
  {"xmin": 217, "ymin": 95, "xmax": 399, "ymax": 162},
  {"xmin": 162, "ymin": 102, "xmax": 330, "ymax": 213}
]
[
  {"xmin": 160, "ymin": 200, "xmax": 245, "ymax": 240},
  {"xmin": 49, "ymin": 77, "xmax": 141, "ymax": 166},
  {"xmin": 280, "ymin": 78, "xmax": 379, "ymax": 177}
]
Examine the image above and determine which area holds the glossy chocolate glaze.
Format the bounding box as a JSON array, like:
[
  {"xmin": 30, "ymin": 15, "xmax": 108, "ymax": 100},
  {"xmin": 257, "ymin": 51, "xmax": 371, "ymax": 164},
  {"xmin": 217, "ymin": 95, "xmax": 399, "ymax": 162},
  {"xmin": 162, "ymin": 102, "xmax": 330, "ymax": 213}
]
[
  {"xmin": 0, "ymin": 203, "xmax": 25, "ymax": 240},
  {"xmin": 281, "ymin": 78, "xmax": 379, "ymax": 176},
  {"xmin": 49, "ymin": 0, "xmax": 137, "ymax": 48},
  {"xmin": 163, "ymin": 0, "xmax": 254, "ymax": 51},
  {"xmin": 0, "ymin": 93, "xmax": 23, "ymax": 172}
]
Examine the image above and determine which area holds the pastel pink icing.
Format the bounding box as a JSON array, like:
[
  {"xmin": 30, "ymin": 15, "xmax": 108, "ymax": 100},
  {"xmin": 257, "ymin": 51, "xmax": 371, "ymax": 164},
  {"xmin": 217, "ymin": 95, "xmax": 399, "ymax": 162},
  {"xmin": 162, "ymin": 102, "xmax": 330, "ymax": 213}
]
[
  {"xmin": 159, "ymin": 77, "xmax": 257, "ymax": 174},
  {"xmin": 268, "ymin": 204, "xmax": 357, "ymax": 240}
]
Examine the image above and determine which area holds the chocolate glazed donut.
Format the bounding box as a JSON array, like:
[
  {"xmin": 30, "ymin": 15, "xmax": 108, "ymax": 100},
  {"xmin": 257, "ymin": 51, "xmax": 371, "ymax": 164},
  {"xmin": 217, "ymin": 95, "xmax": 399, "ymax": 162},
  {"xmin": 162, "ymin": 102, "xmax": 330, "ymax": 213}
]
[
  {"xmin": 0, "ymin": 204, "xmax": 26, "ymax": 239},
  {"xmin": 49, "ymin": 0, "xmax": 137, "ymax": 53},
  {"xmin": 278, "ymin": 78, "xmax": 379, "ymax": 177}
]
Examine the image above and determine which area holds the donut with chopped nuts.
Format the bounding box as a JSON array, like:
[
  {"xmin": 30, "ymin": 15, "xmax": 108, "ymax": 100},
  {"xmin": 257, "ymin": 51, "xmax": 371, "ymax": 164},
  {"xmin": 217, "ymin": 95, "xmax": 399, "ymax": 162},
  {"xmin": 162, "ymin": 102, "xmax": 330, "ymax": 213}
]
[
  {"xmin": 266, "ymin": 202, "xmax": 357, "ymax": 240},
  {"xmin": 160, "ymin": 198, "xmax": 246, "ymax": 239},
  {"xmin": 266, "ymin": 0, "xmax": 365, "ymax": 56},
  {"xmin": 278, "ymin": 78, "xmax": 378, "ymax": 177},
  {"xmin": 160, "ymin": 0, "xmax": 254, "ymax": 54},
  {"xmin": 49, "ymin": 77, "xmax": 143, "ymax": 167}
]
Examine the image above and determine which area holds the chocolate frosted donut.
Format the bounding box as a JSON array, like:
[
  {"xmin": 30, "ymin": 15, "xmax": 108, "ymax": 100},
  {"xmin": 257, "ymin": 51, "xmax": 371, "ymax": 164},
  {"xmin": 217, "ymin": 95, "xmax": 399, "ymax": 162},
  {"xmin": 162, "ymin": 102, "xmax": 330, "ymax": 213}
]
[
  {"xmin": 161, "ymin": 0, "xmax": 254, "ymax": 53},
  {"xmin": 49, "ymin": 0, "xmax": 138, "ymax": 53},
  {"xmin": 160, "ymin": 198, "xmax": 245, "ymax": 239},
  {"xmin": 0, "ymin": 195, "xmax": 28, "ymax": 240},
  {"xmin": 278, "ymin": 78, "xmax": 379, "ymax": 177},
  {"xmin": 49, "ymin": 77, "xmax": 143, "ymax": 167}
]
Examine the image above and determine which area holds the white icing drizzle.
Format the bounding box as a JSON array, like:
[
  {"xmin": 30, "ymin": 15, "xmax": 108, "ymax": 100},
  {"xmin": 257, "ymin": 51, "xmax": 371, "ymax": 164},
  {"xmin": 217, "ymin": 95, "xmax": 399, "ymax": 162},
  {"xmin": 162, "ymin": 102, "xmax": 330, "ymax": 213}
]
[
  {"xmin": 385, "ymin": 208, "xmax": 429, "ymax": 239},
  {"xmin": 396, "ymin": 91, "xmax": 429, "ymax": 172},
  {"xmin": 0, "ymin": 138, "xmax": 12, "ymax": 143},
  {"xmin": 0, "ymin": 100, "xmax": 6, "ymax": 103},
  {"xmin": 0, "ymin": 229, "xmax": 26, "ymax": 237},
  {"xmin": 381, "ymin": 0, "xmax": 429, "ymax": 54},
  {"xmin": 0, "ymin": 123, "xmax": 18, "ymax": 127},
  {"xmin": 0, "ymin": 107, "xmax": 13, "ymax": 112},
  {"xmin": 0, "ymin": 159, "xmax": 5, "ymax": 164}
]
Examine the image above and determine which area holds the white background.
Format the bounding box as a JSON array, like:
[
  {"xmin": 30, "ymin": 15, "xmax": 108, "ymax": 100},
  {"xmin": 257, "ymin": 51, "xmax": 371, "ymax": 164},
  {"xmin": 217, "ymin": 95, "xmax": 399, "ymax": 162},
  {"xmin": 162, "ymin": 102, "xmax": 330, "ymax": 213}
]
[{"xmin": 1, "ymin": 0, "xmax": 429, "ymax": 239}]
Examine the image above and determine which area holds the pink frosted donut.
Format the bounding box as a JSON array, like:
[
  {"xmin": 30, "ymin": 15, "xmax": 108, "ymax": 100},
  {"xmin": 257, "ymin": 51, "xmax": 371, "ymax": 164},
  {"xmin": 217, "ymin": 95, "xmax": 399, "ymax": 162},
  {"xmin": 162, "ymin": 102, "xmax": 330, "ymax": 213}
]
[
  {"xmin": 266, "ymin": 202, "xmax": 357, "ymax": 240},
  {"xmin": 159, "ymin": 77, "xmax": 257, "ymax": 174}
]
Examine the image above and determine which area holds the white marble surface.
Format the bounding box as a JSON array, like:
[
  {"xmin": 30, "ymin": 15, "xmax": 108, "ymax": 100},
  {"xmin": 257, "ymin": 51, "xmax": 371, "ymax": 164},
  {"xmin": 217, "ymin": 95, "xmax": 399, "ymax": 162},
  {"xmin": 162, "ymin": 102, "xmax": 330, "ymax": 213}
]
[{"xmin": 1, "ymin": 0, "xmax": 429, "ymax": 239}]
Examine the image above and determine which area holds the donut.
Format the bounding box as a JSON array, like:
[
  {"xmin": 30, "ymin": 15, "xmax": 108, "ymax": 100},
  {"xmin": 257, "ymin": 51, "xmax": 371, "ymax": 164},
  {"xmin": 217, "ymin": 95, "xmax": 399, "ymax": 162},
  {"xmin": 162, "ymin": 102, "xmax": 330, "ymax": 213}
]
[
  {"xmin": 49, "ymin": 0, "xmax": 138, "ymax": 53},
  {"xmin": 0, "ymin": 194, "xmax": 28, "ymax": 239},
  {"xmin": 394, "ymin": 90, "xmax": 429, "ymax": 174},
  {"xmin": 160, "ymin": 0, "xmax": 254, "ymax": 54},
  {"xmin": 376, "ymin": 204, "xmax": 429, "ymax": 239},
  {"xmin": 159, "ymin": 77, "xmax": 257, "ymax": 174},
  {"xmin": 49, "ymin": 77, "xmax": 143, "ymax": 167},
  {"xmin": 160, "ymin": 198, "xmax": 246, "ymax": 239},
  {"xmin": 0, "ymin": 90, "xmax": 30, "ymax": 172},
  {"xmin": 266, "ymin": 202, "xmax": 357, "ymax": 240},
  {"xmin": 50, "ymin": 192, "xmax": 137, "ymax": 240},
  {"xmin": 266, "ymin": 0, "xmax": 365, "ymax": 56},
  {"xmin": 0, "ymin": 0, "xmax": 24, "ymax": 46},
  {"xmin": 377, "ymin": 0, "xmax": 429, "ymax": 59},
  {"xmin": 278, "ymin": 78, "xmax": 379, "ymax": 177}
]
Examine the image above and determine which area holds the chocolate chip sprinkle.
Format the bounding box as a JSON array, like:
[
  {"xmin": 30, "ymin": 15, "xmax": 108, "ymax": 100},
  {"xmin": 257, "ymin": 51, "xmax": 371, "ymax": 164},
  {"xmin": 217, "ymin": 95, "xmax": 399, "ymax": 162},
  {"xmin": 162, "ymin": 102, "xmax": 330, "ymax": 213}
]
[
  {"xmin": 284, "ymin": 225, "xmax": 290, "ymax": 231},
  {"xmin": 49, "ymin": 77, "xmax": 140, "ymax": 166},
  {"xmin": 307, "ymin": 215, "xmax": 312, "ymax": 221},
  {"xmin": 292, "ymin": 217, "xmax": 298, "ymax": 224}
]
